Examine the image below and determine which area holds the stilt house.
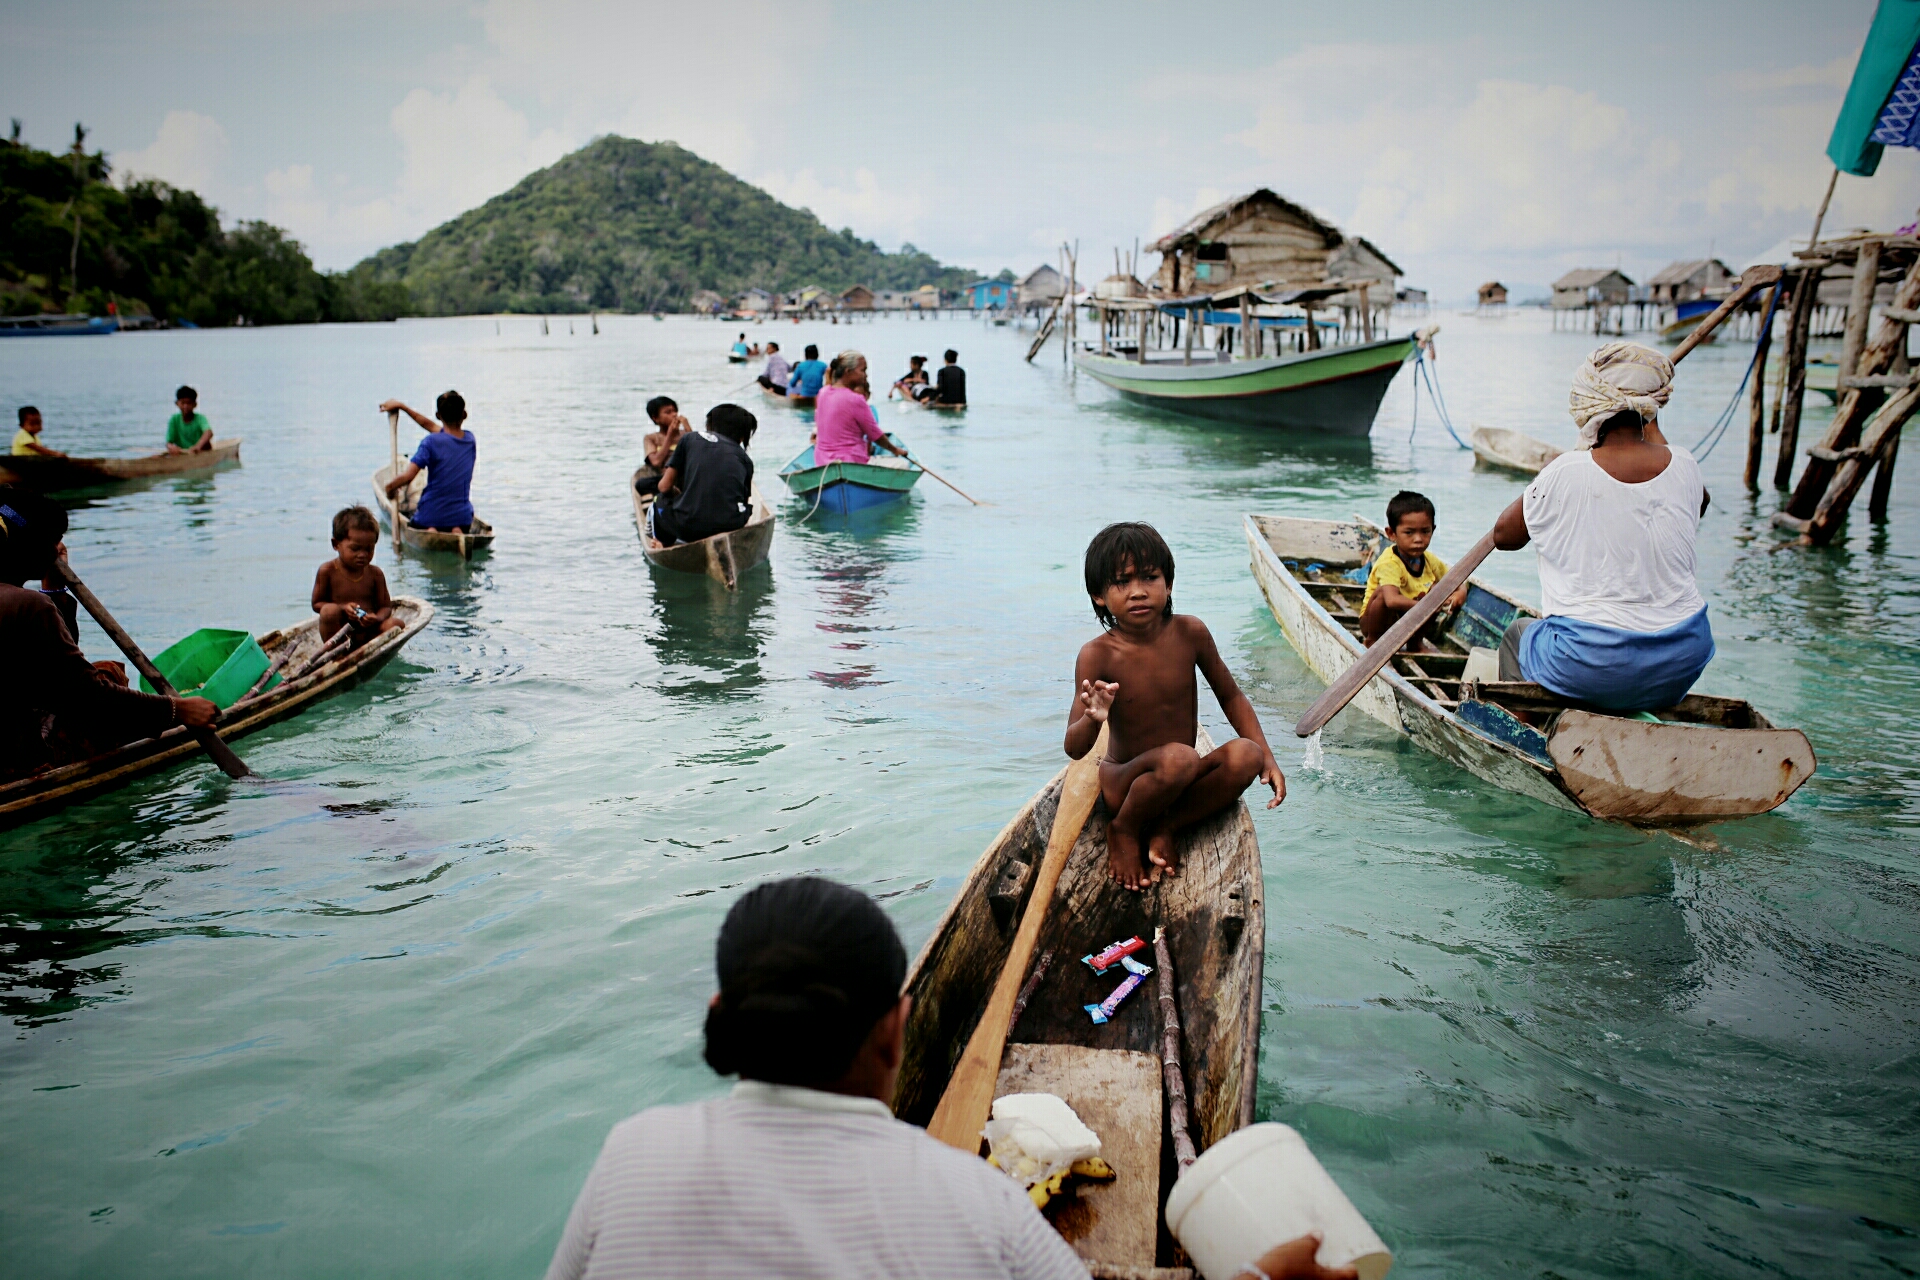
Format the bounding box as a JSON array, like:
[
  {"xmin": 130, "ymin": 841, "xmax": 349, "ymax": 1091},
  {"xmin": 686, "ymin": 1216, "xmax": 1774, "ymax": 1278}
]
[
  {"xmin": 1648, "ymin": 259, "xmax": 1735, "ymax": 305},
  {"xmin": 1144, "ymin": 189, "xmax": 1351, "ymax": 294},
  {"xmin": 1551, "ymin": 269, "xmax": 1634, "ymax": 310}
]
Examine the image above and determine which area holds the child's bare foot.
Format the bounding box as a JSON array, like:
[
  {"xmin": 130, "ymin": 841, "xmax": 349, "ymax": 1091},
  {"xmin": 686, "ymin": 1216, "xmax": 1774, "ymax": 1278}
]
[
  {"xmin": 1147, "ymin": 829, "xmax": 1180, "ymax": 878},
  {"xmin": 1107, "ymin": 822, "xmax": 1151, "ymax": 891}
]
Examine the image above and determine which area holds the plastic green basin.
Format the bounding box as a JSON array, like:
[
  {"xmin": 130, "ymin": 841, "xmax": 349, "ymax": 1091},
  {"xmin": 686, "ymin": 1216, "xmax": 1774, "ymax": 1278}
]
[{"xmin": 138, "ymin": 627, "xmax": 275, "ymax": 708}]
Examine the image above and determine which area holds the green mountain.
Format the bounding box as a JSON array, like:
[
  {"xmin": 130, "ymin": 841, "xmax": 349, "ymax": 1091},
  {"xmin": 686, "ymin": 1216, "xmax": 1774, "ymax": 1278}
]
[
  {"xmin": 355, "ymin": 136, "xmax": 979, "ymax": 314},
  {"xmin": 0, "ymin": 127, "xmax": 407, "ymax": 325}
]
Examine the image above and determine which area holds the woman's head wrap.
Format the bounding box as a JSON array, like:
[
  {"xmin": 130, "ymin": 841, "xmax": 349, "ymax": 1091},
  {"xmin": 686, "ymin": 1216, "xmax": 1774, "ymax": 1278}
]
[{"xmin": 1568, "ymin": 341, "xmax": 1673, "ymax": 447}]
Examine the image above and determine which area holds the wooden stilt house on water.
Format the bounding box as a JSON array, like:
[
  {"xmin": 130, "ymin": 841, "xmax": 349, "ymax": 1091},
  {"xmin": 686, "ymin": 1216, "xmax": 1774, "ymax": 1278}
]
[{"xmin": 1077, "ymin": 189, "xmax": 1424, "ymax": 437}]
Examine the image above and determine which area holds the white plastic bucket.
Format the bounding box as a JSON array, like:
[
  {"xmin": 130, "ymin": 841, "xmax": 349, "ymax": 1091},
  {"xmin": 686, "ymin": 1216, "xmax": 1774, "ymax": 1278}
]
[{"xmin": 1164, "ymin": 1123, "xmax": 1391, "ymax": 1280}]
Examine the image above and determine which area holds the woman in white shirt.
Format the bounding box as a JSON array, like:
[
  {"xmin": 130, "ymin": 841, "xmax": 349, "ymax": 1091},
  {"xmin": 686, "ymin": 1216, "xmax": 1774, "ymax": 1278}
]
[{"xmin": 1491, "ymin": 342, "xmax": 1715, "ymax": 712}]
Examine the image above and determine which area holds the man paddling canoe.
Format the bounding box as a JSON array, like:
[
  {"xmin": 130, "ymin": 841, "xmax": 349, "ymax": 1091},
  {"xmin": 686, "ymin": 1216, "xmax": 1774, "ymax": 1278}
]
[{"xmin": 1492, "ymin": 342, "xmax": 1714, "ymax": 711}]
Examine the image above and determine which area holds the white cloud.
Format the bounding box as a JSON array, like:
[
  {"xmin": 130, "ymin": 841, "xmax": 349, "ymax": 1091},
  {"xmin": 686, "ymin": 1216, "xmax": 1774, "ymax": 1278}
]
[
  {"xmin": 117, "ymin": 110, "xmax": 228, "ymax": 192},
  {"xmin": 755, "ymin": 167, "xmax": 924, "ymax": 248}
]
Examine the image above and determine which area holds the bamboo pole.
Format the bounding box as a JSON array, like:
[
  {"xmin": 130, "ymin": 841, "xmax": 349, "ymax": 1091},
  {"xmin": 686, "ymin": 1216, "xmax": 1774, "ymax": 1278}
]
[
  {"xmin": 1744, "ymin": 284, "xmax": 1778, "ymax": 492},
  {"xmin": 1152, "ymin": 927, "xmax": 1198, "ymax": 1173},
  {"xmin": 1776, "ymin": 265, "xmax": 1824, "ymax": 489},
  {"xmin": 1837, "ymin": 241, "xmax": 1881, "ymax": 385}
]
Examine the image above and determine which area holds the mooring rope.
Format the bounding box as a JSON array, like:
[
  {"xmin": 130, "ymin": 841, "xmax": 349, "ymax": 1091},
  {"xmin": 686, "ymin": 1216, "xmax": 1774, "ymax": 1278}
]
[
  {"xmin": 1691, "ymin": 281, "xmax": 1786, "ymax": 463},
  {"xmin": 1408, "ymin": 342, "xmax": 1472, "ymax": 449}
]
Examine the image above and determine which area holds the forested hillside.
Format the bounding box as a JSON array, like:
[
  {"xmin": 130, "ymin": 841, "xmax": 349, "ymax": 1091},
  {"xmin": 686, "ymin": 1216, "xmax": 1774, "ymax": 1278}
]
[
  {"xmin": 356, "ymin": 136, "xmax": 977, "ymax": 314},
  {"xmin": 0, "ymin": 126, "xmax": 407, "ymax": 325}
]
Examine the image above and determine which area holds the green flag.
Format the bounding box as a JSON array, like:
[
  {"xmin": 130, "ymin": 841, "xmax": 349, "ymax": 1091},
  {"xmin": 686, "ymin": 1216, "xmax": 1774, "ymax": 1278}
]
[{"xmin": 1829, "ymin": 0, "xmax": 1920, "ymax": 176}]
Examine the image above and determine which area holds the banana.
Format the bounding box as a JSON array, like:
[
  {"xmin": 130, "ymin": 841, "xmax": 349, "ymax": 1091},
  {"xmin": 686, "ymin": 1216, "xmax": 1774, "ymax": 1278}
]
[{"xmin": 1069, "ymin": 1157, "xmax": 1115, "ymax": 1180}]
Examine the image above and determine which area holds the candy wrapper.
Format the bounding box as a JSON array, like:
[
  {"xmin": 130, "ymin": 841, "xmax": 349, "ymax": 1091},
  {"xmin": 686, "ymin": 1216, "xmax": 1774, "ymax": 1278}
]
[
  {"xmin": 1082, "ymin": 936, "xmax": 1147, "ymax": 975},
  {"xmin": 1084, "ymin": 955, "xmax": 1153, "ymax": 1024}
]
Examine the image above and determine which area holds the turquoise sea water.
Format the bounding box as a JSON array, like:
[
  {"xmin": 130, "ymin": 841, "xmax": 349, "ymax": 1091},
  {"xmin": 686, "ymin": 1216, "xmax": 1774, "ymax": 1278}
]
[{"xmin": 1, "ymin": 312, "xmax": 1915, "ymax": 1278}]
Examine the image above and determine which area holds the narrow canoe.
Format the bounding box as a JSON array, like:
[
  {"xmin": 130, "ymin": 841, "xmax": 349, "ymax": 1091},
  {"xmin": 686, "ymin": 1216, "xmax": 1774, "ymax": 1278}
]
[
  {"xmin": 629, "ymin": 466, "xmax": 776, "ymax": 590},
  {"xmin": 0, "ymin": 438, "xmax": 242, "ymax": 489},
  {"xmin": 1075, "ymin": 336, "xmax": 1415, "ymax": 435},
  {"xmin": 728, "ymin": 354, "xmax": 749, "ymax": 363},
  {"xmin": 894, "ymin": 729, "xmax": 1263, "ymax": 1277},
  {"xmin": 0, "ymin": 597, "xmax": 434, "ymax": 827},
  {"xmin": 1468, "ymin": 426, "xmax": 1561, "ymax": 476},
  {"xmin": 1244, "ymin": 513, "xmax": 1815, "ymax": 824},
  {"xmin": 372, "ymin": 464, "xmax": 495, "ymax": 559},
  {"xmin": 778, "ymin": 441, "xmax": 923, "ymax": 515}
]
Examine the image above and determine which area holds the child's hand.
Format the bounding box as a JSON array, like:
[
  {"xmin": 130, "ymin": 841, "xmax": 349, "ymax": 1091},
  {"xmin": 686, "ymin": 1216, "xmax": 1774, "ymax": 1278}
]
[
  {"xmin": 1448, "ymin": 585, "xmax": 1468, "ymax": 610},
  {"xmin": 1079, "ymin": 679, "xmax": 1118, "ymax": 723},
  {"xmin": 1260, "ymin": 750, "xmax": 1286, "ymax": 808}
]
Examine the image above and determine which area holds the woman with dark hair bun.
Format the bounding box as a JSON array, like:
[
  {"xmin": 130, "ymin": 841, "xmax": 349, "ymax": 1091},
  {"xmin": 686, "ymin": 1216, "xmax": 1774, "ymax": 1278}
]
[{"xmin": 544, "ymin": 877, "xmax": 1087, "ymax": 1280}]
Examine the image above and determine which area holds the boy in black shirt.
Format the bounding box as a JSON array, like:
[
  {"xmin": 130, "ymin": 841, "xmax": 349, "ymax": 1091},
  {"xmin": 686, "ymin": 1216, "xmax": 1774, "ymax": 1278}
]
[
  {"xmin": 915, "ymin": 349, "xmax": 967, "ymax": 405},
  {"xmin": 650, "ymin": 404, "xmax": 757, "ymax": 545}
]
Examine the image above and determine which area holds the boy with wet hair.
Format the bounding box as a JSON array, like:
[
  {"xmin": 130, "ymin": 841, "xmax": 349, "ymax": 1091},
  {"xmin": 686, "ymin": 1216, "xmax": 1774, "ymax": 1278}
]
[
  {"xmin": 312, "ymin": 505, "xmax": 403, "ymax": 645},
  {"xmin": 1360, "ymin": 490, "xmax": 1466, "ymax": 648},
  {"xmin": 1066, "ymin": 522, "xmax": 1284, "ymax": 890},
  {"xmin": 635, "ymin": 396, "xmax": 691, "ymax": 495}
]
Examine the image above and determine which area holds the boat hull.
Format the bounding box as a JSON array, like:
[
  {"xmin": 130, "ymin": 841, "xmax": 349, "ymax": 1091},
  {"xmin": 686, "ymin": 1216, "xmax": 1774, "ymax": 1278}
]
[
  {"xmin": 894, "ymin": 731, "xmax": 1263, "ymax": 1272},
  {"xmin": 1469, "ymin": 426, "xmax": 1562, "ymax": 477},
  {"xmin": 1076, "ymin": 336, "xmax": 1414, "ymax": 435},
  {"xmin": 779, "ymin": 444, "xmax": 923, "ymax": 514},
  {"xmin": 0, "ymin": 438, "xmax": 242, "ymax": 490},
  {"xmin": 373, "ymin": 465, "xmax": 495, "ymax": 558},
  {"xmin": 1244, "ymin": 514, "xmax": 1815, "ymax": 824},
  {"xmin": 630, "ymin": 467, "xmax": 775, "ymax": 589},
  {"xmin": 0, "ymin": 597, "xmax": 434, "ymax": 827}
]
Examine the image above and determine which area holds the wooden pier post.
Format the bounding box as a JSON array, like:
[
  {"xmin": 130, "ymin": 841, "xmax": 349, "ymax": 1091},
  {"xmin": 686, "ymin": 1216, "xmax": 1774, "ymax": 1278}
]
[
  {"xmin": 1744, "ymin": 283, "xmax": 1778, "ymax": 492},
  {"xmin": 1837, "ymin": 241, "xmax": 1882, "ymax": 385},
  {"xmin": 1776, "ymin": 264, "xmax": 1824, "ymax": 489},
  {"xmin": 1183, "ymin": 306, "xmax": 1195, "ymax": 366},
  {"xmin": 1359, "ymin": 283, "xmax": 1373, "ymax": 342}
]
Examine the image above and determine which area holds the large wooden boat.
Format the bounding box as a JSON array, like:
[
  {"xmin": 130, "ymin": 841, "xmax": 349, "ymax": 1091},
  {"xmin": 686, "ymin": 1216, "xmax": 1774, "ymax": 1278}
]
[
  {"xmin": 778, "ymin": 440, "xmax": 923, "ymax": 514},
  {"xmin": 0, "ymin": 597, "xmax": 434, "ymax": 827},
  {"xmin": 0, "ymin": 438, "xmax": 242, "ymax": 489},
  {"xmin": 894, "ymin": 730, "xmax": 1264, "ymax": 1276},
  {"xmin": 1075, "ymin": 336, "xmax": 1415, "ymax": 435},
  {"xmin": 1468, "ymin": 426, "xmax": 1561, "ymax": 477},
  {"xmin": 372, "ymin": 464, "xmax": 495, "ymax": 559},
  {"xmin": 1245, "ymin": 514, "xmax": 1815, "ymax": 824},
  {"xmin": 629, "ymin": 466, "xmax": 775, "ymax": 589}
]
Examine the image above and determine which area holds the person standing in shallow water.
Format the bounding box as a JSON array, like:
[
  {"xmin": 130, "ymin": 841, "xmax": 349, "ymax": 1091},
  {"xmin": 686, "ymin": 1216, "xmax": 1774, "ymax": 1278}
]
[{"xmin": 380, "ymin": 391, "xmax": 477, "ymax": 533}]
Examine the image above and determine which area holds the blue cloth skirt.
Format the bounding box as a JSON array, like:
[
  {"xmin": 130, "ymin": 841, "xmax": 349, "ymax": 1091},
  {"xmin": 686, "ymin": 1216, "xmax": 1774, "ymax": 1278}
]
[{"xmin": 1517, "ymin": 606, "xmax": 1715, "ymax": 712}]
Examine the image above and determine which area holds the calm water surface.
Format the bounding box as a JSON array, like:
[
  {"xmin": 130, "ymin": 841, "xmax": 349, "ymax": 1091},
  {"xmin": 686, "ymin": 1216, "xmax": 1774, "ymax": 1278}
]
[{"xmin": 1, "ymin": 311, "xmax": 1915, "ymax": 1278}]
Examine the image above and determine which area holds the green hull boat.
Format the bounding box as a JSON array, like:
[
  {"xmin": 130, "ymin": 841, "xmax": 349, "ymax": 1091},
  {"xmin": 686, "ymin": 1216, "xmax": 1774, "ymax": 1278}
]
[{"xmin": 1076, "ymin": 335, "xmax": 1415, "ymax": 436}]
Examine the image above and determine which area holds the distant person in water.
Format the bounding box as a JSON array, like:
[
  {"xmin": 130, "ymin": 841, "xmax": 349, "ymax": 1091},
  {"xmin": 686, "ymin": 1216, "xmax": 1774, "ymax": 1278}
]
[
  {"xmin": 634, "ymin": 396, "xmax": 692, "ymax": 496},
  {"xmin": 650, "ymin": 404, "xmax": 757, "ymax": 546},
  {"xmin": 165, "ymin": 385, "xmax": 213, "ymax": 453},
  {"xmin": 1066, "ymin": 523, "xmax": 1283, "ymax": 890},
  {"xmin": 757, "ymin": 341, "xmax": 791, "ymax": 395},
  {"xmin": 788, "ymin": 345, "xmax": 828, "ymax": 400},
  {"xmin": 889, "ymin": 355, "xmax": 929, "ymax": 399},
  {"xmin": 813, "ymin": 353, "xmax": 908, "ymax": 467},
  {"xmin": 380, "ymin": 391, "xmax": 477, "ymax": 533},
  {"xmin": 914, "ymin": 350, "xmax": 966, "ymax": 405},
  {"xmin": 12, "ymin": 407, "xmax": 64, "ymax": 458},
  {"xmin": 312, "ymin": 506, "xmax": 403, "ymax": 647}
]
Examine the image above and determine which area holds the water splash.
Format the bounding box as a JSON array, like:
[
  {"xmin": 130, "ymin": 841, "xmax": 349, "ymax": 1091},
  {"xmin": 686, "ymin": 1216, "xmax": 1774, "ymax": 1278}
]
[{"xmin": 1301, "ymin": 729, "xmax": 1326, "ymax": 772}]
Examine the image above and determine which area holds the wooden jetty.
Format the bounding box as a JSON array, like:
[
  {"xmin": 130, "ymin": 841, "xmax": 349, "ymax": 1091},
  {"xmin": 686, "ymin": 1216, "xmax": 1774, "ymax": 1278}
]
[
  {"xmin": 895, "ymin": 730, "xmax": 1263, "ymax": 1276},
  {"xmin": 372, "ymin": 463, "xmax": 495, "ymax": 559},
  {"xmin": 0, "ymin": 438, "xmax": 241, "ymax": 490},
  {"xmin": 629, "ymin": 466, "xmax": 775, "ymax": 590},
  {"xmin": 1246, "ymin": 514, "xmax": 1815, "ymax": 824},
  {"xmin": 1468, "ymin": 426, "xmax": 1561, "ymax": 477},
  {"xmin": 0, "ymin": 597, "xmax": 434, "ymax": 826}
]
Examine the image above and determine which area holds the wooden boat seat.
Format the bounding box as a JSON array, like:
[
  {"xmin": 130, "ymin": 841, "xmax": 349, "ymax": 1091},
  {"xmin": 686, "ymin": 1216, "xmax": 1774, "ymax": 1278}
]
[{"xmin": 996, "ymin": 1044, "xmax": 1161, "ymax": 1270}]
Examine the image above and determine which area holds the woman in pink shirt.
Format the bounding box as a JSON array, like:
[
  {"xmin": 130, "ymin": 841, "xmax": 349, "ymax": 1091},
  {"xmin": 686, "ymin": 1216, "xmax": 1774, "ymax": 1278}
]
[{"xmin": 812, "ymin": 353, "xmax": 911, "ymax": 466}]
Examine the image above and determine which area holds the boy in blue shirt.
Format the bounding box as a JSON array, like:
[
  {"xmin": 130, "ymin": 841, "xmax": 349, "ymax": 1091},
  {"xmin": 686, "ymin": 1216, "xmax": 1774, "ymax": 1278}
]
[
  {"xmin": 380, "ymin": 390, "xmax": 477, "ymax": 532},
  {"xmin": 787, "ymin": 345, "xmax": 827, "ymax": 401}
]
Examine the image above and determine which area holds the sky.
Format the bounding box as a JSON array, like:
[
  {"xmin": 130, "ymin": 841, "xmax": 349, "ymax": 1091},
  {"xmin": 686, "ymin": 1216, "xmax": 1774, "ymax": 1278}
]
[{"xmin": 6, "ymin": 0, "xmax": 1918, "ymax": 301}]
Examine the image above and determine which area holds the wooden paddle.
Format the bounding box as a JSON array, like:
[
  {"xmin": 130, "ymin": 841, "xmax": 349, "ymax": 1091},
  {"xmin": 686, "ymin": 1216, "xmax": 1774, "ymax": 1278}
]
[
  {"xmin": 52, "ymin": 550, "xmax": 253, "ymax": 779},
  {"xmin": 926, "ymin": 723, "xmax": 1107, "ymax": 1150},
  {"xmin": 386, "ymin": 410, "xmax": 403, "ymax": 553},
  {"xmin": 1293, "ymin": 263, "xmax": 1783, "ymax": 739},
  {"xmin": 904, "ymin": 452, "xmax": 986, "ymax": 506}
]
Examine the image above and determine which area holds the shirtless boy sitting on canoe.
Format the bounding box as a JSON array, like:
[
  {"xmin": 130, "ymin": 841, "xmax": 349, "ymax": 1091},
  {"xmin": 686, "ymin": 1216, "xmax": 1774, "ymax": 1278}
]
[
  {"xmin": 312, "ymin": 506, "xmax": 404, "ymax": 646},
  {"xmin": 1065, "ymin": 522, "xmax": 1285, "ymax": 890}
]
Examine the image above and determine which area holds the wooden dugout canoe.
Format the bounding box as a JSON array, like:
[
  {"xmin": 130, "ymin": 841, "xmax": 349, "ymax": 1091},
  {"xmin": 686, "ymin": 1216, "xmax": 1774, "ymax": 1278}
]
[
  {"xmin": 372, "ymin": 463, "xmax": 495, "ymax": 559},
  {"xmin": 0, "ymin": 597, "xmax": 434, "ymax": 827},
  {"xmin": 629, "ymin": 466, "xmax": 775, "ymax": 590},
  {"xmin": 1468, "ymin": 426, "xmax": 1562, "ymax": 477},
  {"xmin": 894, "ymin": 730, "xmax": 1264, "ymax": 1276},
  {"xmin": 0, "ymin": 438, "xmax": 241, "ymax": 490},
  {"xmin": 1245, "ymin": 513, "xmax": 1816, "ymax": 824}
]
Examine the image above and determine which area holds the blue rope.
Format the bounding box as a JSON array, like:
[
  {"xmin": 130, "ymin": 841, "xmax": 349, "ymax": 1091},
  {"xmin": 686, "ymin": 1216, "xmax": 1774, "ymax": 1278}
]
[
  {"xmin": 1690, "ymin": 282, "xmax": 1785, "ymax": 463},
  {"xmin": 1408, "ymin": 344, "xmax": 1472, "ymax": 449}
]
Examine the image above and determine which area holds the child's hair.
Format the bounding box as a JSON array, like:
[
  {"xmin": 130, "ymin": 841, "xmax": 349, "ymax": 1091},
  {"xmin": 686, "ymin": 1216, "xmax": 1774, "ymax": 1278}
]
[
  {"xmin": 804, "ymin": 344, "xmax": 820, "ymax": 360},
  {"xmin": 646, "ymin": 395, "xmax": 678, "ymax": 423},
  {"xmin": 1385, "ymin": 490, "xmax": 1436, "ymax": 530},
  {"xmin": 331, "ymin": 505, "xmax": 380, "ymax": 543},
  {"xmin": 435, "ymin": 390, "xmax": 467, "ymax": 425},
  {"xmin": 175, "ymin": 384, "xmax": 197, "ymax": 403},
  {"xmin": 909, "ymin": 354, "xmax": 926, "ymax": 365},
  {"xmin": 17, "ymin": 406, "xmax": 38, "ymax": 425},
  {"xmin": 944, "ymin": 349, "xmax": 958, "ymax": 362},
  {"xmin": 708, "ymin": 403, "xmax": 758, "ymax": 446},
  {"xmin": 1084, "ymin": 522, "xmax": 1175, "ymax": 629}
]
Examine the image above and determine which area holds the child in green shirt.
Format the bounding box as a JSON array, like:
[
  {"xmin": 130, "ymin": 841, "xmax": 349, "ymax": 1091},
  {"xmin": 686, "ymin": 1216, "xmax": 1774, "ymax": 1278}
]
[{"xmin": 165, "ymin": 385, "xmax": 213, "ymax": 454}]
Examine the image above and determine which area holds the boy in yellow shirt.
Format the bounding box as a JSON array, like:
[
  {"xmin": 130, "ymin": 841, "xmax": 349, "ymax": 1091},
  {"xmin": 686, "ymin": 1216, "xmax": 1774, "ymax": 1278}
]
[
  {"xmin": 1361, "ymin": 490, "xmax": 1465, "ymax": 647},
  {"xmin": 12, "ymin": 406, "xmax": 66, "ymax": 458}
]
